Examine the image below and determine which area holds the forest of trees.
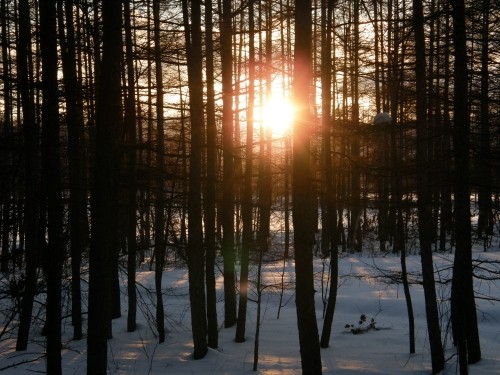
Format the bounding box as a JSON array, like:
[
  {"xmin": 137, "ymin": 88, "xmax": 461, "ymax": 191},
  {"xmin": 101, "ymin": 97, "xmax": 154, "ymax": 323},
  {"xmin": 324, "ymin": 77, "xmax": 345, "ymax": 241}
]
[{"xmin": 0, "ymin": 0, "xmax": 499, "ymax": 374}]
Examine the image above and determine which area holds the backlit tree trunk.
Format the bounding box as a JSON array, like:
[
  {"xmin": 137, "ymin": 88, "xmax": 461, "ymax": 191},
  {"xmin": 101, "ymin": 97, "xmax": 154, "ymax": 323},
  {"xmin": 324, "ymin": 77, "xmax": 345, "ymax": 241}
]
[
  {"xmin": 57, "ymin": 0, "xmax": 86, "ymax": 340},
  {"xmin": 40, "ymin": 0, "xmax": 63, "ymax": 372},
  {"xmin": 152, "ymin": 0, "xmax": 166, "ymax": 344},
  {"xmin": 451, "ymin": 0, "xmax": 481, "ymax": 370},
  {"xmin": 204, "ymin": 0, "xmax": 219, "ymax": 349},
  {"xmin": 413, "ymin": 0, "xmax": 445, "ymax": 372},
  {"xmin": 123, "ymin": 0, "xmax": 138, "ymax": 333},
  {"xmin": 183, "ymin": 0, "xmax": 208, "ymax": 358},
  {"xmin": 16, "ymin": 0, "xmax": 40, "ymax": 352},
  {"xmin": 87, "ymin": 1, "xmax": 122, "ymax": 373},
  {"xmin": 319, "ymin": 0, "xmax": 338, "ymax": 349},
  {"xmin": 221, "ymin": 0, "xmax": 237, "ymax": 328},
  {"xmin": 236, "ymin": 0, "xmax": 255, "ymax": 344},
  {"xmin": 293, "ymin": 0, "xmax": 322, "ymax": 372}
]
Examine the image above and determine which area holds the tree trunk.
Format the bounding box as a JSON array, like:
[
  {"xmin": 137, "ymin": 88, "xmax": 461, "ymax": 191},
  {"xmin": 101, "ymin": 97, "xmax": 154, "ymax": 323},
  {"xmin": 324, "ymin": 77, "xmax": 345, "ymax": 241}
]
[
  {"xmin": 204, "ymin": 0, "xmax": 219, "ymax": 349},
  {"xmin": 221, "ymin": 0, "xmax": 237, "ymax": 328},
  {"xmin": 319, "ymin": 0, "xmax": 338, "ymax": 349},
  {"xmin": 413, "ymin": 0, "xmax": 445, "ymax": 372},
  {"xmin": 1, "ymin": 0, "xmax": 12, "ymax": 273},
  {"xmin": 348, "ymin": 0, "xmax": 361, "ymax": 253},
  {"xmin": 57, "ymin": 0, "xmax": 85, "ymax": 340},
  {"xmin": 236, "ymin": 0, "xmax": 255, "ymax": 344},
  {"xmin": 16, "ymin": 0, "xmax": 41, "ymax": 352},
  {"xmin": 451, "ymin": 0, "xmax": 481, "ymax": 369},
  {"xmin": 152, "ymin": 0, "xmax": 166, "ymax": 344},
  {"xmin": 183, "ymin": 0, "xmax": 208, "ymax": 358},
  {"xmin": 87, "ymin": 1, "xmax": 122, "ymax": 373},
  {"xmin": 123, "ymin": 0, "xmax": 138, "ymax": 333},
  {"xmin": 477, "ymin": 0, "xmax": 492, "ymax": 242},
  {"xmin": 293, "ymin": 0, "xmax": 322, "ymax": 372},
  {"xmin": 40, "ymin": 0, "xmax": 63, "ymax": 372}
]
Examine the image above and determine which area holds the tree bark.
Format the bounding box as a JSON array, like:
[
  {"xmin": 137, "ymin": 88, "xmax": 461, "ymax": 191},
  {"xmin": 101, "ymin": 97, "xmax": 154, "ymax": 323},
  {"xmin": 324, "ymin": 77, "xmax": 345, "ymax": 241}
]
[
  {"xmin": 204, "ymin": 0, "xmax": 219, "ymax": 349},
  {"xmin": 87, "ymin": 1, "xmax": 122, "ymax": 373},
  {"xmin": 152, "ymin": 0, "xmax": 166, "ymax": 344},
  {"xmin": 221, "ymin": 0, "xmax": 237, "ymax": 328},
  {"xmin": 57, "ymin": 0, "xmax": 85, "ymax": 340},
  {"xmin": 235, "ymin": 0, "xmax": 255, "ymax": 344},
  {"xmin": 123, "ymin": 0, "xmax": 138, "ymax": 333},
  {"xmin": 293, "ymin": 0, "xmax": 322, "ymax": 372},
  {"xmin": 319, "ymin": 0, "xmax": 338, "ymax": 349},
  {"xmin": 451, "ymin": 0, "xmax": 481, "ymax": 369},
  {"xmin": 477, "ymin": 0, "xmax": 492, "ymax": 241},
  {"xmin": 413, "ymin": 0, "xmax": 445, "ymax": 372},
  {"xmin": 40, "ymin": 0, "xmax": 63, "ymax": 372},
  {"xmin": 183, "ymin": 0, "xmax": 208, "ymax": 358},
  {"xmin": 16, "ymin": 0, "xmax": 41, "ymax": 352}
]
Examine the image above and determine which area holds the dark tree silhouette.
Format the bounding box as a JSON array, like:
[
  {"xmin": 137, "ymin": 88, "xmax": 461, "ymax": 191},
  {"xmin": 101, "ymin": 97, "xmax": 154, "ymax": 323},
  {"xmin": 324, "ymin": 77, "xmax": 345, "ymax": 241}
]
[
  {"xmin": 451, "ymin": 0, "xmax": 482, "ymax": 370},
  {"xmin": 221, "ymin": 0, "xmax": 237, "ymax": 328},
  {"xmin": 39, "ymin": 0, "xmax": 63, "ymax": 372},
  {"xmin": 16, "ymin": 0, "xmax": 40, "ymax": 352},
  {"xmin": 87, "ymin": 1, "xmax": 122, "ymax": 373},
  {"xmin": 293, "ymin": 0, "xmax": 322, "ymax": 372},
  {"xmin": 57, "ymin": 0, "xmax": 86, "ymax": 340},
  {"xmin": 183, "ymin": 0, "xmax": 208, "ymax": 358},
  {"xmin": 204, "ymin": 0, "xmax": 219, "ymax": 349},
  {"xmin": 413, "ymin": 0, "xmax": 445, "ymax": 372}
]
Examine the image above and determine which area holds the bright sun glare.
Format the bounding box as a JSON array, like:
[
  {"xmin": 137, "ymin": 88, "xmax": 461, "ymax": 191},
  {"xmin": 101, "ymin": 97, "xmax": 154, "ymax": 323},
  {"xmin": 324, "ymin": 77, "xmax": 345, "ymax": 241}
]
[{"xmin": 261, "ymin": 97, "xmax": 295, "ymax": 137}]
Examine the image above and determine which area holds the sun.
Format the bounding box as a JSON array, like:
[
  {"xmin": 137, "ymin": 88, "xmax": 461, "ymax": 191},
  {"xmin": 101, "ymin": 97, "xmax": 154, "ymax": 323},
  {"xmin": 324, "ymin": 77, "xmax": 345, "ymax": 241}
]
[{"xmin": 261, "ymin": 96, "xmax": 295, "ymax": 137}]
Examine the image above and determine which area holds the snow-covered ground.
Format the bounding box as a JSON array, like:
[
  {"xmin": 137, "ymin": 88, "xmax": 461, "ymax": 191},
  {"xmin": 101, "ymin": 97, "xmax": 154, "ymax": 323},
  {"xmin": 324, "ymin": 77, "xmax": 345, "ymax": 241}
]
[{"xmin": 0, "ymin": 249, "xmax": 499, "ymax": 374}]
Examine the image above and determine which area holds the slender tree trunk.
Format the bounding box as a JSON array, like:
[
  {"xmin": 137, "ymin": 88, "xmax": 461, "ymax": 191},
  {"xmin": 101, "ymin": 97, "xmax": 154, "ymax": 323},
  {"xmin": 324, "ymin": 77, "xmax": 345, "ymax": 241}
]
[
  {"xmin": 477, "ymin": 0, "xmax": 492, "ymax": 241},
  {"xmin": 152, "ymin": 0, "xmax": 166, "ymax": 344},
  {"xmin": 221, "ymin": 0, "xmax": 237, "ymax": 328},
  {"xmin": 16, "ymin": 0, "xmax": 40, "ymax": 352},
  {"xmin": 293, "ymin": 0, "xmax": 322, "ymax": 372},
  {"xmin": 183, "ymin": 0, "xmax": 208, "ymax": 358},
  {"xmin": 257, "ymin": 2, "xmax": 273, "ymax": 254},
  {"xmin": 123, "ymin": 0, "xmax": 138, "ymax": 333},
  {"xmin": 235, "ymin": 0, "xmax": 255, "ymax": 344},
  {"xmin": 204, "ymin": 0, "xmax": 219, "ymax": 349},
  {"xmin": 1, "ymin": 0, "xmax": 12, "ymax": 273},
  {"xmin": 57, "ymin": 0, "xmax": 85, "ymax": 340},
  {"xmin": 413, "ymin": 0, "xmax": 445, "ymax": 372},
  {"xmin": 451, "ymin": 0, "xmax": 481, "ymax": 369},
  {"xmin": 87, "ymin": 1, "xmax": 122, "ymax": 373},
  {"xmin": 320, "ymin": 0, "xmax": 338, "ymax": 349},
  {"xmin": 40, "ymin": 1, "xmax": 63, "ymax": 372},
  {"xmin": 348, "ymin": 0, "xmax": 361, "ymax": 253},
  {"xmin": 253, "ymin": 239, "xmax": 264, "ymax": 371}
]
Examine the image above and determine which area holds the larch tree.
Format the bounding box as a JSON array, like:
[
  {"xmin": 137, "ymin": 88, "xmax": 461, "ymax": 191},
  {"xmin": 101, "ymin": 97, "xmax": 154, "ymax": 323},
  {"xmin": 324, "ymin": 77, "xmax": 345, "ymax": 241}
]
[
  {"xmin": 204, "ymin": 0, "xmax": 219, "ymax": 349},
  {"xmin": 413, "ymin": 0, "xmax": 445, "ymax": 372},
  {"xmin": 348, "ymin": 0, "xmax": 362, "ymax": 253},
  {"xmin": 39, "ymin": 0, "xmax": 64, "ymax": 372},
  {"xmin": 57, "ymin": 0, "xmax": 86, "ymax": 340},
  {"xmin": 182, "ymin": 0, "xmax": 208, "ymax": 358},
  {"xmin": 87, "ymin": 1, "xmax": 122, "ymax": 373},
  {"xmin": 123, "ymin": 0, "xmax": 138, "ymax": 333},
  {"xmin": 477, "ymin": 0, "xmax": 492, "ymax": 241},
  {"xmin": 450, "ymin": 0, "xmax": 481, "ymax": 370},
  {"xmin": 293, "ymin": 0, "xmax": 322, "ymax": 372},
  {"xmin": 1, "ymin": 0, "xmax": 12, "ymax": 273},
  {"xmin": 221, "ymin": 0, "xmax": 237, "ymax": 328},
  {"xmin": 319, "ymin": 0, "xmax": 339, "ymax": 349},
  {"xmin": 153, "ymin": 0, "xmax": 167, "ymax": 344},
  {"xmin": 235, "ymin": 0, "xmax": 255, "ymax": 344},
  {"xmin": 16, "ymin": 0, "xmax": 40, "ymax": 352}
]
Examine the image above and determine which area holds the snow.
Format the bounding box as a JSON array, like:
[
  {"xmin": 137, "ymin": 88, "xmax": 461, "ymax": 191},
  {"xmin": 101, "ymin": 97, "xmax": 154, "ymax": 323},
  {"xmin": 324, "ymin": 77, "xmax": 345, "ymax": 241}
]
[
  {"xmin": 0, "ymin": 250, "xmax": 499, "ymax": 374},
  {"xmin": 373, "ymin": 112, "xmax": 392, "ymax": 125}
]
